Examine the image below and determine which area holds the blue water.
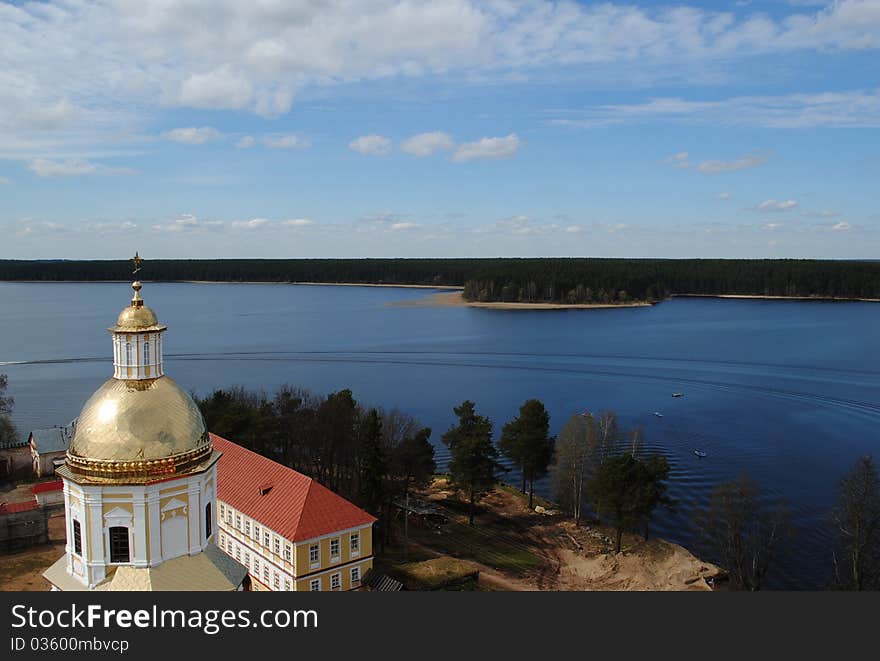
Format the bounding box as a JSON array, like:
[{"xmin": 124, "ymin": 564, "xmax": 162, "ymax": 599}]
[{"xmin": 2, "ymin": 282, "xmax": 879, "ymax": 589}]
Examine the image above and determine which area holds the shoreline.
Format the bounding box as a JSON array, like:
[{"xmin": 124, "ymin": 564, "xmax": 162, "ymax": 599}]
[
  {"xmin": 395, "ymin": 291, "xmax": 653, "ymax": 310},
  {"xmin": 3, "ymin": 280, "xmax": 878, "ymax": 304},
  {"xmin": 673, "ymin": 293, "xmax": 880, "ymax": 303}
]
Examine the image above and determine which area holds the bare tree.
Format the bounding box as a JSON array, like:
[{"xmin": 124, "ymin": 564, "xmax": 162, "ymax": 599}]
[
  {"xmin": 551, "ymin": 413, "xmax": 595, "ymax": 524},
  {"xmin": 694, "ymin": 476, "xmax": 793, "ymax": 591},
  {"xmin": 832, "ymin": 456, "xmax": 880, "ymax": 590}
]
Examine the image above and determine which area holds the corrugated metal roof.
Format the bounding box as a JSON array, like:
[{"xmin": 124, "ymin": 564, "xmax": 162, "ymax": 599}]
[
  {"xmin": 29, "ymin": 420, "xmax": 76, "ymax": 454},
  {"xmin": 212, "ymin": 434, "xmax": 376, "ymax": 543}
]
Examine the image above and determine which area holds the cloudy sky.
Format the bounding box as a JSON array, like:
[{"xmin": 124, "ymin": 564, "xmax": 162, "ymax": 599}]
[{"xmin": 2, "ymin": 0, "xmax": 879, "ymax": 259}]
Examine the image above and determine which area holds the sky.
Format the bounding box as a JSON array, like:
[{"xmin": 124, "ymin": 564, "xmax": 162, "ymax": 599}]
[{"xmin": 1, "ymin": 0, "xmax": 879, "ymax": 260}]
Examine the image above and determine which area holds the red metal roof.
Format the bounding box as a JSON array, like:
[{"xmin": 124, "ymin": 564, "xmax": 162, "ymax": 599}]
[
  {"xmin": 31, "ymin": 480, "xmax": 63, "ymax": 494},
  {"xmin": 212, "ymin": 434, "xmax": 376, "ymax": 543},
  {"xmin": 0, "ymin": 500, "xmax": 39, "ymax": 514}
]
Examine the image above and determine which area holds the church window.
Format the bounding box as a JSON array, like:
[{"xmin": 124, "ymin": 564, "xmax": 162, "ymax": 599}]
[
  {"xmin": 205, "ymin": 503, "xmax": 212, "ymax": 540},
  {"xmin": 125, "ymin": 342, "xmax": 132, "ymax": 365},
  {"xmin": 72, "ymin": 520, "xmax": 82, "ymax": 555},
  {"xmin": 144, "ymin": 341, "xmax": 150, "ymax": 365},
  {"xmin": 109, "ymin": 526, "xmax": 130, "ymax": 563}
]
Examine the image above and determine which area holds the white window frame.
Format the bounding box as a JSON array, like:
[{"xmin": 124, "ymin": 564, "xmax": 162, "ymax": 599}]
[
  {"xmin": 309, "ymin": 544, "xmax": 320, "ymax": 569},
  {"xmin": 284, "ymin": 544, "xmax": 292, "ymax": 562},
  {"xmin": 350, "ymin": 532, "xmax": 360, "ymax": 557},
  {"xmin": 330, "ymin": 573, "xmax": 341, "ymax": 591},
  {"xmin": 351, "ymin": 566, "xmax": 360, "ymax": 586},
  {"xmin": 310, "ymin": 578, "xmax": 320, "ymax": 592},
  {"xmin": 329, "ymin": 537, "xmax": 340, "ymax": 561}
]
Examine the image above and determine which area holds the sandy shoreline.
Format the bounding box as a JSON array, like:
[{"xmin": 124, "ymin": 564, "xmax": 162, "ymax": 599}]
[{"xmin": 396, "ymin": 291, "xmax": 653, "ymax": 310}]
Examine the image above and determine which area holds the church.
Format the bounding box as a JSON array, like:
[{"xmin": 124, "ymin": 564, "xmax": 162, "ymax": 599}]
[
  {"xmin": 42, "ymin": 260, "xmax": 377, "ymax": 591},
  {"xmin": 43, "ymin": 272, "xmax": 249, "ymax": 590}
]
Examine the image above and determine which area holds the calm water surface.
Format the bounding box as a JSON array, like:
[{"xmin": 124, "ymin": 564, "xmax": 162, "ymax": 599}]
[{"xmin": 2, "ymin": 282, "xmax": 879, "ymax": 589}]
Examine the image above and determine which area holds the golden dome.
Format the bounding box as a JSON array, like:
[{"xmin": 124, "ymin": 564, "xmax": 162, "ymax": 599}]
[
  {"xmin": 67, "ymin": 376, "xmax": 211, "ymax": 478},
  {"xmin": 110, "ymin": 282, "xmax": 166, "ymax": 332}
]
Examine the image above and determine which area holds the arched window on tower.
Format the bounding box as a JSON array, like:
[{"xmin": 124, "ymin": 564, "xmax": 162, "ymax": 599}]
[
  {"xmin": 125, "ymin": 342, "xmax": 132, "ymax": 366},
  {"xmin": 144, "ymin": 340, "xmax": 150, "ymax": 365},
  {"xmin": 205, "ymin": 503, "xmax": 212, "ymax": 540},
  {"xmin": 109, "ymin": 526, "xmax": 130, "ymax": 563}
]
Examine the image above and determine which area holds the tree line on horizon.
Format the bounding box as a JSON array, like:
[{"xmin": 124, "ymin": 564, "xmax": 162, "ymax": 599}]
[{"xmin": 2, "ymin": 257, "xmax": 880, "ymax": 303}]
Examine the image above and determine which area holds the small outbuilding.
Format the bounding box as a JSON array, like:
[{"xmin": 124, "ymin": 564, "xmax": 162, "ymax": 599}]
[{"xmin": 29, "ymin": 421, "xmax": 75, "ymax": 478}]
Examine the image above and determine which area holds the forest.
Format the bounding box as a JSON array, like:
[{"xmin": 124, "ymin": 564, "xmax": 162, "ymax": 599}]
[{"xmin": 1, "ymin": 257, "xmax": 879, "ymax": 303}]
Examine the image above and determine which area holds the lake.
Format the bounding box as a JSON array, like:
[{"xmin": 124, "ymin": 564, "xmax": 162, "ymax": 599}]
[{"xmin": 2, "ymin": 281, "xmax": 879, "ymax": 589}]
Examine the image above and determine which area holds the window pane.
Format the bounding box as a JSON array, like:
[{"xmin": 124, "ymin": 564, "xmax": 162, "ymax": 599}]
[{"xmin": 109, "ymin": 526, "xmax": 130, "ymax": 563}]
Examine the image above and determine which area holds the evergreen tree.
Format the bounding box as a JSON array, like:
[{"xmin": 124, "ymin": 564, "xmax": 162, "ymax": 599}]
[
  {"xmin": 500, "ymin": 399, "xmax": 554, "ymax": 509},
  {"xmin": 392, "ymin": 427, "xmax": 435, "ymax": 499},
  {"xmin": 442, "ymin": 401, "xmax": 500, "ymax": 525},
  {"xmin": 587, "ymin": 452, "xmax": 672, "ymax": 553},
  {"xmin": 360, "ymin": 409, "xmax": 387, "ymax": 516}
]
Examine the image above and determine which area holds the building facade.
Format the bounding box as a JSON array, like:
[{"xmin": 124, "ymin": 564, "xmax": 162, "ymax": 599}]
[
  {"xmin": 43, "ymin": 278, "xmax": 247, "ymax": 591},
  {"xmin": 213, "ymin": 435, "xmax": 376, "ymax": 591},
  {"xmin": 29, "ymin": 421, "xmax": 75, "ymax": 477}
]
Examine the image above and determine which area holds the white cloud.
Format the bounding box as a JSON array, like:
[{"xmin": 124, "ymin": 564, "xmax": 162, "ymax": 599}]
[
  {"xmin": 152, "ymin": 214, "xmax": 223, "ymax": 233},
  {"xmin": 162, "ymin": 126, "xmax": 222, "ymax": 144},
  {"xmin": 665, "ymin": 152, "xmax": 691, "ymax": 168},
  {"xmin": 549, "ymin": 89, "xmax": 880, "ymax": 129},
  {"xmin": 232, "ymin": 218, "xmax": 270, "ymax": 230},
  {"xmin": 28, "ymin": 158, "xmax": 134, "ymax": 177},
  {"xmin": 564, "ymin": 225, "xmax": 583, "ymax": 233},
  {"xmin": 452, "ymin": 134, "xmax": 520, "ymax": 162},
  {"xmin": 763, "ymin": 222, "xmax": 783, "ymax": 231},
  {"xmin": 718, "ymin": 192, "xmax": 731, "ymax": 200},
  {"xmin": 349, "ymin": 135, "xmax": 392, "ymax": 156},
  {"xmin": 3, "ymin": 1, "xmax": 880, "ymax": 158},
  {"xmin": 401, "ymin": 132, "xmax": 455, "ymax": 157},
  {"xmin": 697, "ymin": 154, "xmax": 767, "ymax": 173},
  {"xmin": 236, "ymin": 136, "xmax": 255, "ymax": 149},
  {"xmin": 390, "ymin": 222, "xmax": 418, "ymax": 231},
  {"xmin": 0, "ymin": 177, "xmax": 11, "ymax": 185},
  {"xmin": 832, "ymin": 221, "xmax": 851, "ymax": 231},
  {"xmin": 262, "ymin": 135, "xmax": 310, "ymax": 149},
  {"xmin": 283, "ymin": 218, "xmax": 315, "ymax": 227},
  {"xmin": 756, "ymin": 199, "xmax": 798, "ymax": 212},
  {"xmin": 665, "ymin": 151, "xmax": 767, "ymax": 174}
]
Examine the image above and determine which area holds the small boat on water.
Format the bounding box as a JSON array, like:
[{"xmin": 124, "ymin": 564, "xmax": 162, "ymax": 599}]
[
  {"xmin": 672, "ymin": 392, "xmax": 684, "ymax": 398},
  {"xmin": 653, "ymin": 411, "xmax": 663, "ymax": 417},
  {"xmin": 694, "ymin": 450, "xmax": 707, "ymax": 458}
]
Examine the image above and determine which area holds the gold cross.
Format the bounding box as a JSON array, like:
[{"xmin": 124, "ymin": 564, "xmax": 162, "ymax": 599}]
[{"xmin": 132, "ymin": 252, "xmax": 143, "ymax": 275}]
